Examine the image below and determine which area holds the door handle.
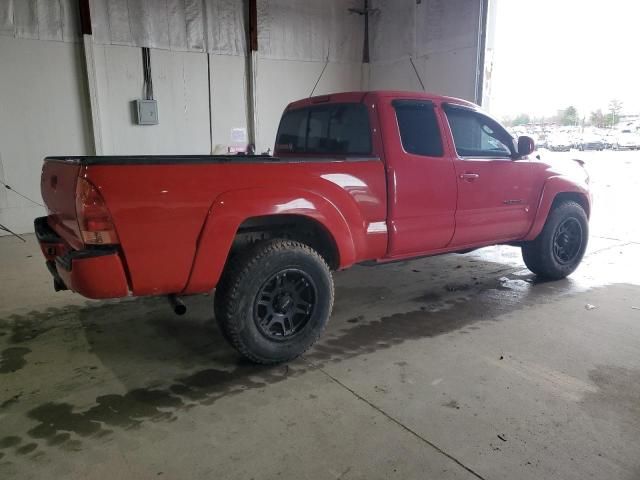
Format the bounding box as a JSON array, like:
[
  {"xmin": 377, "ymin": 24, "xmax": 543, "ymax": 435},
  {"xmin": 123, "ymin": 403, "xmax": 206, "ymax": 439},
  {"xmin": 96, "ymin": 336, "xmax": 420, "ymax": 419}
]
[{"xmin": 459, "ymin": 173, "xmax": 480, "ymax": 181}]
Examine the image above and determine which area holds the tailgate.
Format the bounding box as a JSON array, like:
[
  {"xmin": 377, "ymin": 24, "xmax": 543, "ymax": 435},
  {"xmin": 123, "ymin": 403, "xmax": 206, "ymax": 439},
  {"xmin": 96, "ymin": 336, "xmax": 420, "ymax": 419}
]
[{"xmin": 40, "ymin": 159, "xmax": 82, "ymax": 248}]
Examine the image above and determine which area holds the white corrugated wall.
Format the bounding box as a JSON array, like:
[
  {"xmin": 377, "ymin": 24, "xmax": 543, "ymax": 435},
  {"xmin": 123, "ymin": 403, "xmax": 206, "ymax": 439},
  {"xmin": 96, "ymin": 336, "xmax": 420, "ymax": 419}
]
[
  {"xmin": 0, "ymin": 0, "xmax": 486, "ymax": 235},
  {"xmin": 368, "ymin": 0, "xmax": 484, "ymax": 102}
]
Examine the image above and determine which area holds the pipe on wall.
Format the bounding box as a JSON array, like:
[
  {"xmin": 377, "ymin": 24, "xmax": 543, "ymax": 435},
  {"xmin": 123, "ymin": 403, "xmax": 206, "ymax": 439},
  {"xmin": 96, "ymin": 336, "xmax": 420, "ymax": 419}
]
[
  {"xmin": 79, "ymin": 0, "xmax": 103, "ymax": 155},
  {"xmin": 245, "ymin": 0, "xmax": 259, "ymax": 149}
]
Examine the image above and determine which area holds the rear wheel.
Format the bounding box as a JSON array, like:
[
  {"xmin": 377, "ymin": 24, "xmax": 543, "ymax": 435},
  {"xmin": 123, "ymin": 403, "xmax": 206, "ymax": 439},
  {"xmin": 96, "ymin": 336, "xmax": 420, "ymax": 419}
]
[
  {"xmin": 214, "ymin": 239, "xmax": 334, "ymax": 364},
  {"xmin": 522, "ymin": 201, "xmax": 588, "ymax": 279}
]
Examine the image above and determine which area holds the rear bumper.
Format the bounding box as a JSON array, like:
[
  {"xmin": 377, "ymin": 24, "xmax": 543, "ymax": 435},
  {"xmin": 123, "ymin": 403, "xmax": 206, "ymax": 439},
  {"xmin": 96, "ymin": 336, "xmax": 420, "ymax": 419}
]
[{"xmin": 35, "ymin": 216, "xmax": 129, "ymax": 299}]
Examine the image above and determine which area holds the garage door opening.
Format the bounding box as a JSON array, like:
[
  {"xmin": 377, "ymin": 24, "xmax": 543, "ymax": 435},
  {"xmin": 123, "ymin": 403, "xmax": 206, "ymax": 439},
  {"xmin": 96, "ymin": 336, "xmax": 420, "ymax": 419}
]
[{"xmin": 487, "ymin": 0, "xmax": 640, "ymax": 243}]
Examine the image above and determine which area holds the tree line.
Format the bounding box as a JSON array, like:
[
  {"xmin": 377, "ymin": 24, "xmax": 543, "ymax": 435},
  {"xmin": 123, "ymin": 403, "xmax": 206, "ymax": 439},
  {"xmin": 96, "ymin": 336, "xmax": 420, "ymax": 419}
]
[{"xmin": 504, "ymin": 100, "xmax": 624, "ymax": 127}]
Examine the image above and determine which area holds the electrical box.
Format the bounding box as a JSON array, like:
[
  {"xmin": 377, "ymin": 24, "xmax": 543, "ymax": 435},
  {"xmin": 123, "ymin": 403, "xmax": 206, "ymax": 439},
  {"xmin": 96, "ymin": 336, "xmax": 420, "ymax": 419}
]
[{"xmin": 135, "ymin": 99, "xmax": 159, "ymax": 125}]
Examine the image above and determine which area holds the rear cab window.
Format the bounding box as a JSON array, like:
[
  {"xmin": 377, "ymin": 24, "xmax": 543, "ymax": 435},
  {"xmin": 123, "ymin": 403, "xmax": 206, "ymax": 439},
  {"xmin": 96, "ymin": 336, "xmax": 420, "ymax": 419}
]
[
  {"xmin": 393, "ymin": 100, "xmax": 443, "ymax": 157},
  {"xmin": 275, "ymin": 103, "xmax": 371, "ymax": 156},
  {"xmin": 444, "ymin": 105, "xmax": 514, "ymax": 158}
]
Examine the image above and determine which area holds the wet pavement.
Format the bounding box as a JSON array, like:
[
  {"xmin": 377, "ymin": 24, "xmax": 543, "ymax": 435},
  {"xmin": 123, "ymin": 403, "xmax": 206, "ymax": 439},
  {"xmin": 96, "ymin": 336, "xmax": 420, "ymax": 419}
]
[{"xmin": 0, "ymin": 151, "xmax": 639, "ymax": 479}]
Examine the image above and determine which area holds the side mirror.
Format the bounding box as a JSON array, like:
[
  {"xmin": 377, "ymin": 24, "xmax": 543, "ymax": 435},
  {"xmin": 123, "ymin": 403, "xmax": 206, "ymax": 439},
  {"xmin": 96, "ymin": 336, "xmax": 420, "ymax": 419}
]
[{"xmin": 517, "ymin": 136, "xmax": 535, "ymax": 157}]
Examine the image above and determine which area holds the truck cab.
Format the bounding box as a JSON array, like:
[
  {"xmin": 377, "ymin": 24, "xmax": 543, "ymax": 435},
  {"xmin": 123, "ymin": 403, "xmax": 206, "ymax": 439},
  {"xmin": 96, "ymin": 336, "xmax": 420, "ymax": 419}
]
[{"xmin": 275, "ymin": 91, "xmax": 589, "ymax": 259}]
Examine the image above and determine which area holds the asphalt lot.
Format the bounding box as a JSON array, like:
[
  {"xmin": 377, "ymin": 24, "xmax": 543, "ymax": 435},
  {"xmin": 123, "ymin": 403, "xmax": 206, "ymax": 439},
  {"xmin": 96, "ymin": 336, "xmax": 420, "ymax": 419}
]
[{"xmin": 0, "ymin": 150, "xmax": 639, "ymax": 479}]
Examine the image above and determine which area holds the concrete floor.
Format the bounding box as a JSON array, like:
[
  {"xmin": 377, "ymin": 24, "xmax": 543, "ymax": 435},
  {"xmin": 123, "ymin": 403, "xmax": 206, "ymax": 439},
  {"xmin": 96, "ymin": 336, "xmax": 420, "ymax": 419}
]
[{"xmin": 1, "ymin": 151, "xmax": 639, "ymax": 480}]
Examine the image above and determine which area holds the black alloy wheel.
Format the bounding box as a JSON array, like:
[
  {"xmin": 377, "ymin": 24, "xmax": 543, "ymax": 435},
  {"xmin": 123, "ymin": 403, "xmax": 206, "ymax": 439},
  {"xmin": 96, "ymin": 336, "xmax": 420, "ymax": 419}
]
[
  {"xmin": 552, "ymin": 217, "xmax": 583, "ymax": 265},
  {"xmin": 254, "ymin": 269, "xmax": 316, "ymax": 340}
]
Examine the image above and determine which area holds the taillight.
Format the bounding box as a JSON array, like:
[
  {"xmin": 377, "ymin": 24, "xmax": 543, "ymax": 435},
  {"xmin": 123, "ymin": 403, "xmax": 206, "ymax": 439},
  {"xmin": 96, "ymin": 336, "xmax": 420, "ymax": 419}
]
[{"xmin": 75, "ymin": 177, "xmax": 119, "ymax": 245}]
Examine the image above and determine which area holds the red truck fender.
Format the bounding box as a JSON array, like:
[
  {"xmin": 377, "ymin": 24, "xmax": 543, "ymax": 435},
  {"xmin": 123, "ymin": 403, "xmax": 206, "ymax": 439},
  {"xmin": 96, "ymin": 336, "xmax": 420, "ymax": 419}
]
[
  {"xmin": 523, "ymin": 175, "xmax": 591, "ymax": 242},
  {"xmin": 182, "ymin": 187, "xmax": 362, "ymax": 294}
]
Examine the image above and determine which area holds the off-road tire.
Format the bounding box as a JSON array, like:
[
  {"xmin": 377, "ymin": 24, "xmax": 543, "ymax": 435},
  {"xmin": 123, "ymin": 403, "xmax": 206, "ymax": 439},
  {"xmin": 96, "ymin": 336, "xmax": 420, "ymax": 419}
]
[
  {"xmin": 214, "ymin": 239, "xmax": 334, "ymax": 364},
  {"xmin": 522, "ymin": 200, "xmax": 588, "ymax": 279}
]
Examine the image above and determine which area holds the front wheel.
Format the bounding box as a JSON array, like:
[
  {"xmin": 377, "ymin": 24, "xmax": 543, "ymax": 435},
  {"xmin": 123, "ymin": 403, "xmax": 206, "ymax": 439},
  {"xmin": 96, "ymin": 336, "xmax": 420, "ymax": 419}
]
[
  {"xmin": 522, "ymin": 201, "xmax": 588, "ymax": 279},
  {"xmin": 214, "ymin": 239, "xmax": 334, "ymax": 364}
]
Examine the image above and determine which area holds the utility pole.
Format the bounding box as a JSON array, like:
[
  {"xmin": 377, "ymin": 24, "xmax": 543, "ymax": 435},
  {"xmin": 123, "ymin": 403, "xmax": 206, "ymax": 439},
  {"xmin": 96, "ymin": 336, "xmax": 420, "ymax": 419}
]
[{"xmin": 349, "ymin": 0, "xmax": 379, "ymax": 63}]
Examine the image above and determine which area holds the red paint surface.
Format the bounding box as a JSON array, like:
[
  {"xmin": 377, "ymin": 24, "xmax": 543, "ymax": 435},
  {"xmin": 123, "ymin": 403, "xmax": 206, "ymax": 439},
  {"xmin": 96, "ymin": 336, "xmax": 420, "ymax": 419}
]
[
  {"xmin": 56, "ymin": 253, "xmax": 129, "ymax": 299},
  {"xmin": 38, "ymin": 91, "xmax": 591, "ymax": 299}
]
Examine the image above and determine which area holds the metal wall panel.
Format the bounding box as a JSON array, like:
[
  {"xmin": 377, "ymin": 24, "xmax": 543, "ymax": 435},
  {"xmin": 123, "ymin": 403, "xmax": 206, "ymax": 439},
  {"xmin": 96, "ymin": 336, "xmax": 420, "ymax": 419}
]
[
  {"xmin": 415, "ymin": 0, "xmax": 481, "ymax": 56},
  {"xmin": 257, "ymin": 0, "xmax": 362, "ymax": 62},
  {"xmin": 184, "ymin": 0, "xmax": 205, "ymax": 51},
  {"xmin": 204, "ymin": 0, "xmax": 245, "ymax": 55},
  {"xmin": 0, "ymin": 0, "xmax": 362, "ymax": 60},
  {"xmin": 370, "ymin": 0, "xmax": 482, "ymax": 60},
  {"xmin": 167, "ymin": 0, "xmax": 187, "ymax": 51},
  {"xmin": 13, "ymin": 0, "xmax": 38, "ymax": 39},
  {"xmin": 369, "ymin": 0, "xmax": 414, "ymax": 62},
  {"xmin": 368, "ymin": 0, "xmax": 484, "ymax": 103}
]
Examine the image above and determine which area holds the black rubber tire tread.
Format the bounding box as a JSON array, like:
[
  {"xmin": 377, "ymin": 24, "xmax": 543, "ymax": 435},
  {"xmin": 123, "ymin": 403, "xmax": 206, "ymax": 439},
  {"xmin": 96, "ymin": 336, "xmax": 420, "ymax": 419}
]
[
  {"xmin": 214, "ymin": 239, "xmax": 334, "ymax": 364},
  {"xmin": 213, "ymin": 296, "xmax": 232, "ymax": 344},
  {"xmin": 522, "ymin": 200, "xmax": 588, "ymax": 279}
]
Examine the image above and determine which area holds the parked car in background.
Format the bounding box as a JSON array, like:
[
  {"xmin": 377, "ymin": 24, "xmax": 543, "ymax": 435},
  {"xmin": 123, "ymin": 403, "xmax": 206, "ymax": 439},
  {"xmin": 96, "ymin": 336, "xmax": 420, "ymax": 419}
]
[
  {"xmin": 602, "ymin": 132, "xmax": 617, "ymax": 150},
  {"xmin": 535, "ymin": 135, "xmax": 549, "ymax": 150},
  {"xmin": 579, "ymin": 133, "xmax": 605, "ymax": 151},
  {"xmin": 616, "ymin": 129, "xmax": 640, "ymax": 150},
  {"xmin": 548, "ymin": 133, "xmax": 573, "ymax": 151}
]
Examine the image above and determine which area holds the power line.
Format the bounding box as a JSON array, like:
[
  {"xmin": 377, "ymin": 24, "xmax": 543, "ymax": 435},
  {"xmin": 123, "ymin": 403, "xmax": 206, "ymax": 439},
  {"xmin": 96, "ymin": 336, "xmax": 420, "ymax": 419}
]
[
  {"xmin": 0, "ymin": 223, "xmax": 26, "ymax": 242},
  {"xmin": 0, "ymin": 180, "xmax": 44, "ymax": 208}
]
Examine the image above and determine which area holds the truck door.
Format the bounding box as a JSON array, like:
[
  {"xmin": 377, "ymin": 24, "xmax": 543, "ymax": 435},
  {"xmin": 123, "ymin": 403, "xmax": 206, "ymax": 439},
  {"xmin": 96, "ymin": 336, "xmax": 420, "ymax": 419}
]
[
  {"xmin": 442, "ymin": 104, "xmax": 538, "ymax": 246},
  {"xmin": 383, "ymin": 99, "xmax": 458, "ymax": 256}
]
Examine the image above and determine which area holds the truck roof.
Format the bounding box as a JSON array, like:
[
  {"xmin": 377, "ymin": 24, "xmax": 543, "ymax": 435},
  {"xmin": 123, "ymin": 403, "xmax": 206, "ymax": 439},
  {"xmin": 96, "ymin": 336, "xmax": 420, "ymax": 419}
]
[{"xmin": 286, "ymin": 90, "xmax": 479, "ymax": 111}]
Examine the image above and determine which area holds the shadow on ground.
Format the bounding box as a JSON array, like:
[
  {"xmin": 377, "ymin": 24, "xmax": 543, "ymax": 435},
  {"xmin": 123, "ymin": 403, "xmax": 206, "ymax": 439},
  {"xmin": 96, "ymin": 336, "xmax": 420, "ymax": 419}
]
[{"xmin": 0, "ymin": 253, "xmax": 607, "ymax": 463}]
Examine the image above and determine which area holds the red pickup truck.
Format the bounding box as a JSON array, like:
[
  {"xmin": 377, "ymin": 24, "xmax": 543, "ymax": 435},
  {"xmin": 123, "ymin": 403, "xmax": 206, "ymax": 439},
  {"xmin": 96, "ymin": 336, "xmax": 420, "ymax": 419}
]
[{"xmin": 36, "ymin": 91, "xmax": 591, "ymax": 364}]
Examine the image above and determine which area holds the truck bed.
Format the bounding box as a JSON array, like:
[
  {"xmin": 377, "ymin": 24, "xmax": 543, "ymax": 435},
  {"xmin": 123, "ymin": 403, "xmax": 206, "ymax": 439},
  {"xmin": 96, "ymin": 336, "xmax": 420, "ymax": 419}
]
[
  {"xmin": 41, "ymin": 154, "xmax": 388, "ymax": 296},
  {"xmin": 44, "ymin": 154, "xmax": 376, "ymax": 165}
]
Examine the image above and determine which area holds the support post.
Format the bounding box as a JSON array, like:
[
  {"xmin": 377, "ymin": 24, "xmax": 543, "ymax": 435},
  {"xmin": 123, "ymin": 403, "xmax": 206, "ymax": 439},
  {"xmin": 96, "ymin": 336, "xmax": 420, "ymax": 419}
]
[
  {"xmin": 363, "ymin": 0, "xmax": 369, "ymax": 63},
  {"xmin": 349, "ymin": 0, "xmax": 378, "ymax": 89},
  {"xmin": 245, "ymin": 0, "xmax": 259, "ymax": 150},
  {"xmin": 79, "ymin": 0, "xmax": 103, "ymax": 155},
  {"xmin": 475, "ymin": 0, "xmax": 490, "ymax": 105}
]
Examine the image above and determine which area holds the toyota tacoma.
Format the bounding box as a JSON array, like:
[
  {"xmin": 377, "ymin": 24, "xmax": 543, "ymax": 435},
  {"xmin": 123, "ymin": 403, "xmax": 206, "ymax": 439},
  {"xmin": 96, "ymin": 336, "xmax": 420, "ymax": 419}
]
[{"xmin": 36, "ymin": 91, "xmax": 591, "ymax": 363}]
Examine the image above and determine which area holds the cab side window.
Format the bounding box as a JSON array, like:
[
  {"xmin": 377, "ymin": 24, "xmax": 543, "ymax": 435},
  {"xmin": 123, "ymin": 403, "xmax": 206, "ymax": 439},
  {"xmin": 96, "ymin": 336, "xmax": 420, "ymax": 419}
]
[
  {"xmin": 445, "ymin": 107, "xmax": 513, "ymax": 158},
  {"xmin": 393, "ymin": 100, "xmax": 443, "ymax": 157}
]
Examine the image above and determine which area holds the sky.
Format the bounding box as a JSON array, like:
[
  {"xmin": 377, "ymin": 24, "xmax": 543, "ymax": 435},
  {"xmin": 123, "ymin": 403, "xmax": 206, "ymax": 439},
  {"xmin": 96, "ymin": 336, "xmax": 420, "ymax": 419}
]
[{"xmin": 488, "ymin": 0, "xmax": 640, "ymax": 120}]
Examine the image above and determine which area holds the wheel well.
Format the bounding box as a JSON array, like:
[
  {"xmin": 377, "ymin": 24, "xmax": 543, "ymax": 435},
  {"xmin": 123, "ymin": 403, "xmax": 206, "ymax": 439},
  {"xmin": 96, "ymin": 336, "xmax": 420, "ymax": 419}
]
[
  {"xmin": 231, "ymin": 215, "xmax": 340, "ymax": 269},
  {"xmin": 552, "ymin": 192, "xmax": 590, "ymax": 218}
]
